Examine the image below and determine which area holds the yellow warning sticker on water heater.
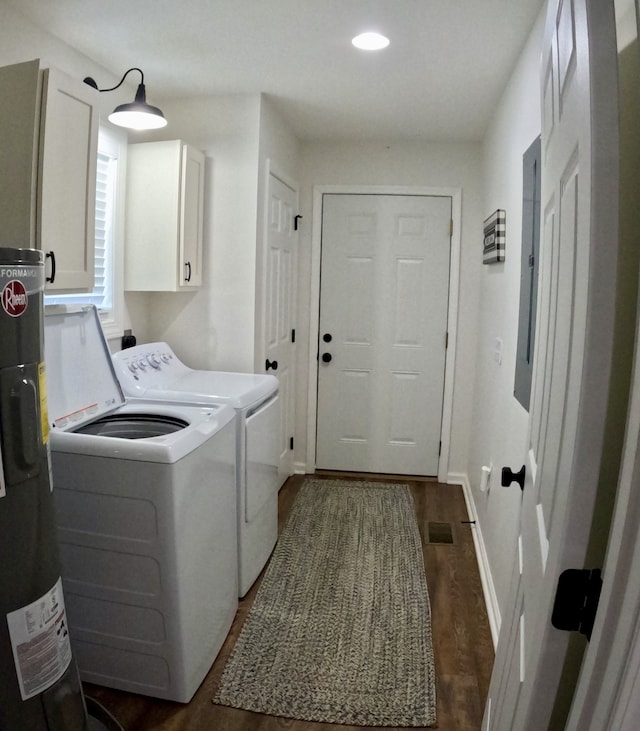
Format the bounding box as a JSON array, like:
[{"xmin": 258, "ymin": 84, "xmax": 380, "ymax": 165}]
[{"xmin": 39, "ymin": 362, "xmax": 49, "ymax": 445}]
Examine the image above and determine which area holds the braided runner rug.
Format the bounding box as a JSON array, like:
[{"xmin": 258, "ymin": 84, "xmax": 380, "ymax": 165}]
[{"xmin": 213, "ymin": 478, "xmax": 436, "ymax": 727}]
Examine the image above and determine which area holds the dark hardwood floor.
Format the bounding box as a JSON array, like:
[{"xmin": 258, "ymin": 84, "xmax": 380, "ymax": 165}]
[{"xmin": 84, "ymin": 473, "xmax": 494, "ymax": 730}]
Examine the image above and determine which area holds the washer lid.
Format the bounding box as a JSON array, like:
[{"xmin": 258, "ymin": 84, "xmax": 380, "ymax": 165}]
[{"xmin": 44, "ymin": 305, "xmax": 125, "ymax": 430}]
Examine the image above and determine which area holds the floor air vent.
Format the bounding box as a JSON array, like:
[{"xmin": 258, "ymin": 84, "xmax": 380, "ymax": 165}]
[{"xmin": 428, "ymin": 522, "xmax": 454, "ymax": 544}]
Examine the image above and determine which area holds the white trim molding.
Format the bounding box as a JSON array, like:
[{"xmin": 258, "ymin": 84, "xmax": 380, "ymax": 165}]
[
  {"xmin": 293, "ymin": 460, "xmax": 308, "ymax": 475},
  {"xmin": 452, "ymin": 470, "xmax": 502, "ymax": 648},
  {"xmin": 306, "ymin": 184, "xmax": 462, "ymax": 483}
]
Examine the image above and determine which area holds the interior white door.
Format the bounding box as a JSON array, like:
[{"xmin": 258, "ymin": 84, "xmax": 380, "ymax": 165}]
[
  {"xmin": 316, "ymin": 194, "xmax": 451, "ymax": 475},
  {"xmin": 264, "ymin": 172, "xmax": 297, "ymax": 483},
  {"xmin": 485, "ymin": 1, "xmax": 619, "ymax": 728}
]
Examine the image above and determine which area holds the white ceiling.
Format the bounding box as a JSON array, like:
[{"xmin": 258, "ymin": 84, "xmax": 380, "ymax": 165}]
[{"xmin": 7, "ymin": 0, "xmax": 545, "ymax": 142}]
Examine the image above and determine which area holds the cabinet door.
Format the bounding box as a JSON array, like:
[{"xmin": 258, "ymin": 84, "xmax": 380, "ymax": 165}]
[
  {"xmin": 125, "ymin": 140, "xmax": 205, "ymax": 291},
  {"xmin": 0, "ymin": 60, "xmax": 40, "ymax": 249},
  {"xmin": 38, "ymin": 67, "xmax": 98, "ymax": 292},
  {"xmin": 125, "ymin": 140, "xmax": 181, "ymax": 291},
  {"xmin": 179, "ymin": 144, "xmax": 204, "ymax": 289}
]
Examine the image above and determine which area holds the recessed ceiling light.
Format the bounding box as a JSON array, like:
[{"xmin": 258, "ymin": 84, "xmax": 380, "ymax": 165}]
[{"xmin": 352, "ymin": 32, "xmax": 390, "ymax": 51}]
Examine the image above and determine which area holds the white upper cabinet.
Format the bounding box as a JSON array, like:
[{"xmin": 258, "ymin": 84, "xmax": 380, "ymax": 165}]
[
  {"xmin": 0, "ymin": 59, "xmax": 99, "ymax": 292},
  {"xmin": 125, "ymin": 140, "xmax": 205, "ymax": 291},
  {"xmin": 38, "ymin": 66, "xmax": 99, "ymax": 291}
]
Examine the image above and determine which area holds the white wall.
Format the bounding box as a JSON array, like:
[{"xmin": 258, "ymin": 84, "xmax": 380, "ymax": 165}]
[
  {"xmin": 254, "ymin": 95, "xmax": 301, "ymax": 371},
  {"xmin": 467, "ymin": 6, "xmax": 546, "ymax": 623},
  {"xmin": 0, "ymin": 3, "xmax": 302, "ymax": 376},
  {"xmin": 0, "ymin": 4, "xmax": 125, "ymax": 112},
  {"xmin": 130, "ymin": 94, "xmax": 300, "ymax": 374},
  {"xmin": 295, "ymin": 141, "xmax": 483, "ymax": 474},
  {"xmin": 131, "ymin": 94, "xmax": 263, "ymax": 371},
  {"xmin": 0, "ymin": 1, "xmax": 146, "ymax": 342}
]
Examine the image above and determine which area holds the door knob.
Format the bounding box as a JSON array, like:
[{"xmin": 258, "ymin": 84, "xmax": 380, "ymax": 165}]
[
  {"xmin": 321, "ymin": 353, "xmax": 332, "ymax": 363},
  {"xmin": 501, "ymin": 465, "xmax": 526, "ymax": 491},
  {"xmin": 265, "ymin": 359, "xmax": 278, "ymax": 371},
  {"xmin": 323, "ymin": 333, "xmax": 333, "ymax": 343}
]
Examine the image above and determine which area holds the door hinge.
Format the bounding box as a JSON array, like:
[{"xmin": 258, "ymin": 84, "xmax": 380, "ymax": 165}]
[
  {"xmin": 290, "ymin": 436, "xmax": 294, "ymax": 450},
  {"xmin": 450, "ymin": 219, "xmax": 454, "ymax": 237},
  {"xmin": 438, "ymin": 440, "xmax": 442, "ymax": 456},
  {"xmin": 445, "ymin": 331, "xmax": 449, "ymax": 349},
  {"xmin": 291, "ymin": 328, "xmax": 296, "ymax": 343},
  {"xmin": 551, "ymin": 568, "xmax": 602, "ymax": 641}
]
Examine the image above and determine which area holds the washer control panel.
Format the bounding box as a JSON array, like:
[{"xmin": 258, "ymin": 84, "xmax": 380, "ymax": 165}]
[
  {"xmin": 126, "ymin": 350, "xmax": 172, "ymax": 373},
  {"xmin": 113, "ymin": 342, "xmax": 189, "ymax": 389}
]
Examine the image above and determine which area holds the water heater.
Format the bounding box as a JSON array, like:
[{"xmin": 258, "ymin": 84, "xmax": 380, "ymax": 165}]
[{"xmin": 0, "ymin": 248, "xmax": 116, "ymax": 731}]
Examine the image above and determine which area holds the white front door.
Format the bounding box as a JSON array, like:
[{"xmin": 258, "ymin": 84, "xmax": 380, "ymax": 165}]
[
  {"xmin": 485, "ymin": 0, "xmax": 619, "ymax": 728},
  {"xmin": 316, "ymin": 194, "xmax": 451, "ymax": 475},
  {"xmin": 264, "ymin": 172, "xmax": 297, "ymax": 483}
]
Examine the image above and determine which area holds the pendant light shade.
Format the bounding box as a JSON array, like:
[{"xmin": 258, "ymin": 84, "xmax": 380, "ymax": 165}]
[
  {"xmin": 108, "ymin": 83, "xmax": 167, "ymax": 130},
  {"xmin": 84, "ymin": 68, "xmax": 167, "ymax": 131}
]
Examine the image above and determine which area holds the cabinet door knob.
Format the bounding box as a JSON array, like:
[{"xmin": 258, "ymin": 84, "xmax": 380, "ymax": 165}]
[
  {"xmin": 45, "ymin": 251, "xmax": 56, "ymax": 284},
  {"xmin": 321, "ymin": 352, "xmax": 332, "ymax": 363}
]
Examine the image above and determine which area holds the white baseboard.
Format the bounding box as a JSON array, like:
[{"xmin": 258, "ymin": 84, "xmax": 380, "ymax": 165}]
[
  {"xmin": 448, "ymin": 471, "xmax": 501, "ymax": 649},
  {"xmin": 293, "ymin": 461, "xmax": 309, "ymax": 475}
]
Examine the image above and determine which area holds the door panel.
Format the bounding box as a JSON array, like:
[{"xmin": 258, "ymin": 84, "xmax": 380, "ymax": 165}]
[
  {"xmin": 484, "ymin": 1, "xmax": 619, "ymax": 727},
  {"xmin": 264, "ymin": 173, "xmax": 297, "ymax": 483},
  {"xmin": 316, "ymin": 194, "xmax": 451, "ymax": 475}
]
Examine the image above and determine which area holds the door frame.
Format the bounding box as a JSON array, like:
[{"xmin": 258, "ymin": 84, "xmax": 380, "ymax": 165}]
[{"xmin": 306, "ymin": 184, "xmax": 462, "ymax": 482}]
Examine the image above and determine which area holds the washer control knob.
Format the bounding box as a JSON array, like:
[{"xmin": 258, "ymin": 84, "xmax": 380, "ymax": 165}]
[
  {"xmin": 147, "ymin": 354, "xmax": 161, "ymax": 369},
  {"xmin": 128, "ymin": 362, "xmax": 138, "ymax": 373}
]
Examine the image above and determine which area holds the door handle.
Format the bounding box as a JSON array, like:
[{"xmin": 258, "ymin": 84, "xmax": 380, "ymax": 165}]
[
  {"xmin": 185, "ymin": 261, "xmax": 192, "ymax": 282},
  {"xmin": 265, "ymin": 359, "xmax": 278, "ymax": 371},
  {"xmin": 45, "ymin": 250, "xmax": 56, "ymax": 284},
  {"xmin": 501, "ymin": 465, "xmax": 526, "ymax": 491},
  {"xmin": 322, "ymin": 333, "xmax": 333, "ymax": 343},
  {"xmin": 321, "ymin": 352, "xmax": 332, "ymax": 363}
]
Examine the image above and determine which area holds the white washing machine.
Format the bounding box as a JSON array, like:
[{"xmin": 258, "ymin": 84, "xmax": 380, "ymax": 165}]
[
  {"xmin": 44, "ymin": 306, "xmax": 238, "ymax": 703},
  {"xmin": 112, "ymin": 343, "xmax": 280, "ymax": 597}
]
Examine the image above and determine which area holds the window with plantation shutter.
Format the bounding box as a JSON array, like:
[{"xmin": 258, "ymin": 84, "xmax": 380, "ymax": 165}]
[{"xmin": 45, "ymin": 125, "xmax": 125, "ymax": 336}]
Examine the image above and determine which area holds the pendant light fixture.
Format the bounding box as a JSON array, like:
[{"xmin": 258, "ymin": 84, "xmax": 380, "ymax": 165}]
[{"xmin": 84, "ymin": 67, "xmax": 167, "ymax": 130}]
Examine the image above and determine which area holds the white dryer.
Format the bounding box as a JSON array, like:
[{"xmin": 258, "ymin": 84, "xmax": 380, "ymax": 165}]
[
  {"xmin": 44, "ymin": 306, "xmax": 238, "ymax": 703},
  {"xmin": 112, "ymin": 343, "xmax": 280, "ymax": 597}
]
